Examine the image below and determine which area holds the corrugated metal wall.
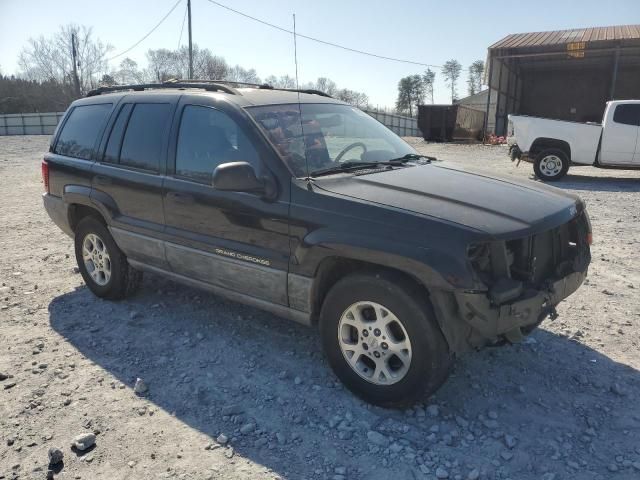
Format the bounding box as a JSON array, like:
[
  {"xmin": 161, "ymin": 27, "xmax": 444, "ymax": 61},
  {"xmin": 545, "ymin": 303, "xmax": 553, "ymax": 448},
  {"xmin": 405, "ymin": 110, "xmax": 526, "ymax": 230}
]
[
  {"xmin": 363, "ymin": 110, "xmax": 421, "ymax": 137},
  {"xmin": 0, "ymin": 112, "xmax": 65, "ymax": 136}
]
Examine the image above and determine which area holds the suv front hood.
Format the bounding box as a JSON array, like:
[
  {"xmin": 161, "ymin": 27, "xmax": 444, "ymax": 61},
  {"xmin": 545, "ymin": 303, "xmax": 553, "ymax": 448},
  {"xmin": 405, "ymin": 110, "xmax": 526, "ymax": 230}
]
[{"xmin": 314, "ymin": 163, "xmax": 580, "ymax": 237}]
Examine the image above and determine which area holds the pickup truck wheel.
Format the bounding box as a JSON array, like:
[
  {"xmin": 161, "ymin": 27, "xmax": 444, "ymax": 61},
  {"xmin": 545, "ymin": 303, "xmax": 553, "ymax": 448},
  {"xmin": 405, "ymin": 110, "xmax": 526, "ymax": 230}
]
[
  {"xmin": 319, "ymin": 272, "xmax": 452, "ymax": 407},
  {"xmin": 534, "ymin": 149, "xmax": 569, "ymax": 181},
  {"xmin": 74, "ymin": 217, "xmax": 142, "ymax": 300}
]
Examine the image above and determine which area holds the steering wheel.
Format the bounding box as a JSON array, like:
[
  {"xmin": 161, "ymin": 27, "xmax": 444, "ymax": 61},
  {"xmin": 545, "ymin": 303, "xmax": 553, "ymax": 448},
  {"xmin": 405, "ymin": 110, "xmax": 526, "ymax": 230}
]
[{"xmin": 335, "ymin": 142, "xmax": 367, "ymax": 163}]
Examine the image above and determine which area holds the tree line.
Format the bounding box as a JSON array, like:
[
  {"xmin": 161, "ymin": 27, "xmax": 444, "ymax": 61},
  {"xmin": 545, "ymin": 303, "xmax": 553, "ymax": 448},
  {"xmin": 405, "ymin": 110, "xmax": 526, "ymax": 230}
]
[
  {"xmin": 395, "ymin": 59, "xmax": 485, "ymax": 117},
  {"xmin": 0, "ymin": 24, "xmax": 369, "ymax": 114},
  {"xmin": 2, "ymin": 23, "xmax": 483, "ymax": 117}
]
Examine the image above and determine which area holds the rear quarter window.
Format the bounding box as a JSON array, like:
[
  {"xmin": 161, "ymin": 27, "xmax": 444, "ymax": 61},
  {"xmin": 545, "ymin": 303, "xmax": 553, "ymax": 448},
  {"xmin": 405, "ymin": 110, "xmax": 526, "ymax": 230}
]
[{"xmin": 54, "ymin": 104, "xmax": 112, "ymax": 159}]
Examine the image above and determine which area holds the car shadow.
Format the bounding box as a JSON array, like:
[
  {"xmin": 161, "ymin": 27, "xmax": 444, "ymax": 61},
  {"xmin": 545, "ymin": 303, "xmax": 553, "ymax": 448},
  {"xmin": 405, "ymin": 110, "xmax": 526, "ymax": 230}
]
[
  {"xmin": 48, "ymin": 276, "xmax": 640, "ymax": 479},
  {"xmin": 530, "ymin": 172, "xmax": 640, "ymax": 193}
]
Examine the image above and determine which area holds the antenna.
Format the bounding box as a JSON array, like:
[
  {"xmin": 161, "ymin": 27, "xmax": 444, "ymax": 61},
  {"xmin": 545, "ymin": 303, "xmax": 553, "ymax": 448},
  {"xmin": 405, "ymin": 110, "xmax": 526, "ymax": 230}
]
[{"xmin": 292, "ymin": 13, "xmax": 311, "ymax": 183}]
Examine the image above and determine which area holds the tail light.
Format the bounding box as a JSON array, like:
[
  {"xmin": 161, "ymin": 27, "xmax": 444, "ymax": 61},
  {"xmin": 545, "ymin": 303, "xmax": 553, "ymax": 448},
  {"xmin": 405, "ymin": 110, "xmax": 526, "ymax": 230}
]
[{"xmin": 41, "ymin": 160, "xmax": 49, "ymax": 193}]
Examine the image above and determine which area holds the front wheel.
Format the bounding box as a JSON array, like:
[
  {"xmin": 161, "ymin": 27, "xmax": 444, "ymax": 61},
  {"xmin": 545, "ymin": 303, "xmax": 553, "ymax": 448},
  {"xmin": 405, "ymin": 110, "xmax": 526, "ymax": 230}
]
[
  {"xmin": 533, "ymin": 149, "xmax": 569, "ymax": 181},
  {"xmin": 319, "ymin": 272, "xmax": 452, "ymax": 407}
]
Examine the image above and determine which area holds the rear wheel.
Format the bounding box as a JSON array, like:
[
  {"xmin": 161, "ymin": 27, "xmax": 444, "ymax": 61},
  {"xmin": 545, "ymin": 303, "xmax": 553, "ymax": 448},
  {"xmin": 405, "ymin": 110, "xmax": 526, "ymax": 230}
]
[
  {"xmin": 533, "ymin": 148, "xmax": 569, "ymax": 181},
  {"xmin": 74, "ymin": 217, "xmax": 142, "ymax": 299},
  {"xmin": 319, "ymin": 272, "xmax": 452, "ymax": 407}
]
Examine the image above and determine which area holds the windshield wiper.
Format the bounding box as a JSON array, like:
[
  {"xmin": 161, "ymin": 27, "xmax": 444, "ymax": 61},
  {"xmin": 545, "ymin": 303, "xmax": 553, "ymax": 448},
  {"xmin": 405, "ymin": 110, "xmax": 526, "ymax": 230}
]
[
  {"xmin": 309, "ymin": 154, "xmax": 430, "ymax": 177},
  {"xmin": 384, "ymin": 153, "xmax": 434, "ymax": 163},
  {"xmin": 309, "ymin": 161, "xmax": 382, "ymax": 177}
]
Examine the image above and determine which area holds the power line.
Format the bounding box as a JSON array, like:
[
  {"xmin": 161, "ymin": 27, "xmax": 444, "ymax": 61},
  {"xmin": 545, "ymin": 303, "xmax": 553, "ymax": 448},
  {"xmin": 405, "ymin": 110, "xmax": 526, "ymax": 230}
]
[
  {"xmin": 203, "ymin": 0, "xmax": 442, "ymax": 69},
  {"xmin": 108, "ymin": 0, "xmax": 183, "ymax": 61},
  {"xmin": 177, "ymin": 2, "xmax": 188, "ymax": 49}
]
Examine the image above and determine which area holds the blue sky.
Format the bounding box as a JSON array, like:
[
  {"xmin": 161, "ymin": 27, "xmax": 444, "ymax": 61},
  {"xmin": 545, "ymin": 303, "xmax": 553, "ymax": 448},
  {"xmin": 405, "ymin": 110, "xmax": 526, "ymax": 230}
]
[{"xmin": 1, "ymin": 0, "xmax": 638, "ymax": 107}]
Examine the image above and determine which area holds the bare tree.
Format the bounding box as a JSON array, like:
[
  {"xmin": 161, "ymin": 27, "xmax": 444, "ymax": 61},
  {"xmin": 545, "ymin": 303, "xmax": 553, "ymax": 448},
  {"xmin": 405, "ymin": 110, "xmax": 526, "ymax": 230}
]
[
  {"xmin": 145, "ymin": 45, "xmax": 229, "ymax": 82},
  {"xmin": 115, "ymin": 58, "xmax": 144, "ymax": 84},
  {"xmin": 226, "ymin": 65, "xmax": 261, "ymax": 84},
  {"xmin": 467, "ymin": 60, "xmax": 484, "ymax": 96},
  {"xmin": 422, "ymin": 68, "xmax": 435, "ymax": 104},
  {"xmin": 336, "ymin": 89, "xmax": 369, "ymax": 109},
  {"xmin": 315, "ymin": 77, "xmax": 338, "ymax": 96},
  {"xmin": 18, "ymin": 24, "xmax": 111, "ymax": 94},
  {"xmin": 441, "ymin": 59, "xmax": 462, "ymax": 103}
]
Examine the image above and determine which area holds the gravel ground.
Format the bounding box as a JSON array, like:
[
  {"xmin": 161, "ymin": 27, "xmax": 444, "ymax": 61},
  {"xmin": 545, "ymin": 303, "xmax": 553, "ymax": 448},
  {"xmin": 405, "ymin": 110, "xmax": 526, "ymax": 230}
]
[{"xmin": 0, "ymin": 135, "xmax": 639, "ymax": 480}]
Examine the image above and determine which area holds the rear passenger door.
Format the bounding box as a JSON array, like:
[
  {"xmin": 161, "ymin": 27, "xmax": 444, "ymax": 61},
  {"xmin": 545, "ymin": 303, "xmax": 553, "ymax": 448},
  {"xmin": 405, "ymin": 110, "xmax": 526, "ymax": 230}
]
[
  {"xmin": 92, "ymin": 96, "xmax": 177, "ymax": 268},
  {"xmin": 162, "ymin": 99, "xmax": 291, "ymax": 306}
]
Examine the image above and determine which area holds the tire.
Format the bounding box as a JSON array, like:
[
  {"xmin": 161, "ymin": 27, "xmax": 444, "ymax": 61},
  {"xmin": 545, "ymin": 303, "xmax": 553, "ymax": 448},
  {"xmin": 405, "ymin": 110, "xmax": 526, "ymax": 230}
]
[
  {"xmin": 533, "ymin": 148, "xmax": 569, "ymax": 181},
  {"xmin": 319, "ymin": 271, "xmax": 452, "ymax": 407},
  {"xmin": 74, "ymin": 217, "xmax": 142, "ymax": 300}
]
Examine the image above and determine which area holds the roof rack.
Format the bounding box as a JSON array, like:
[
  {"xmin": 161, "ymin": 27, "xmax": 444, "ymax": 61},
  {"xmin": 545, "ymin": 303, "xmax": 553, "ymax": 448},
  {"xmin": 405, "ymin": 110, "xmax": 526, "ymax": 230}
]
[
  {"xmin": 86, "ymin": 81, "xmax": 237, "ymax": 97},
  {"xmin": 86, "ymin": 79, "xmax": 333, "ymax": 98},
  {"xmin": 171, "ymin": 79, "xmax": 333, "ymax": 98}
]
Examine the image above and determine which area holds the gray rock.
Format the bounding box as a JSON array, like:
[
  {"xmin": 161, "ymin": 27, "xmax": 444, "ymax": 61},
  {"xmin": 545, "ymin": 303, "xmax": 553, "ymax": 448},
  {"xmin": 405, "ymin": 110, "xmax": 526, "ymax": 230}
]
[
  {"xmin": 610, "ymin": 383, "xmax": 626, "ymax": 396},
  {"xmin": 427, "ymin": 405, "xmax": 440, "ymax": 417},
  {"xmin": 224, "ymin": 447, "xmax": 234, "ymax": 459},
  {"xmin": 72, "ymin": 433, "xmax": 95, "ymax": 451},
  {"xmin": 216, "ymin": 433, "xmax": 229, "ymax": 445},
  {"xmin": 48, "ymin": 447, "xmax": 64, "ymax": 465},
  {"xmin": 467, "ymin": 468, "xmax": 480, "ymax": 480},
  {"xmin": 435, "ymin": 466, "xmax": 449, "ymax": 479},
  {"xmin": 500, "ymin": 451, "xmax": 513, "ymax": 461},
  {"xmin": 294, "ymin": 376, "xmax": 302, "ymax": 385},
  {"xmin": 221, "ymin": 404, "xmax": 243, "ymax": 416},
  {"xmin": 367, "ymin": 430, "xmax": 389, "ymax": 447},
  {"xmin": 239, "ymin": 423, "xmax": 255, "ymax": 435},
  {"xmin": 455, "ymin": 416, "xmax": 469, "ymax": 428},
  {"xmin": 504, "ymin": 434, "xmax": 517, "ymax": 449},
  {"xmin": 0, "ymin": 372, "xmax": 8, "ymax": 381},
  {"xmin": 133, "ymin": 378, "xmax": 148, "ymax": 395}
]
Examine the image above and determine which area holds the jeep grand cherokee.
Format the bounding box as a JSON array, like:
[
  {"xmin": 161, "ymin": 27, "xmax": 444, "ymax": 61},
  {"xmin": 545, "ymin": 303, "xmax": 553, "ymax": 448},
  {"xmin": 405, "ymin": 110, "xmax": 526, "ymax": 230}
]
[{"xmin": 42, "ymin": 81, "xmax": 592, "ymax": 406}]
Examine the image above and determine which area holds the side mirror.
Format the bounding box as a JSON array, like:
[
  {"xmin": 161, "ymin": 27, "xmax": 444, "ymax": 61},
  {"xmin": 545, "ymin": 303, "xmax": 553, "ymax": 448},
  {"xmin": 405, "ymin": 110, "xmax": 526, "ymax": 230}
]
[{"xmin": 212, "ymin": 162, "xmax": 276, "ymax": 200}]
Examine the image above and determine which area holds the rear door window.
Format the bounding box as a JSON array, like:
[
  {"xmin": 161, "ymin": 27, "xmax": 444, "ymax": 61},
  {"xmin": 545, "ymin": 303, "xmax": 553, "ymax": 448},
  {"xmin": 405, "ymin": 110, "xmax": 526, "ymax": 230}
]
[
  {"xmin": 119, "ymin": 103, "xmax": 172, "ymax": 172},
  {"xmin": 613, "ymin": 104, "xmax": 640, "ymax": 126},
  {"xmin": 54, "ymin": 104, "xmax": 112, "ymax": 159}
]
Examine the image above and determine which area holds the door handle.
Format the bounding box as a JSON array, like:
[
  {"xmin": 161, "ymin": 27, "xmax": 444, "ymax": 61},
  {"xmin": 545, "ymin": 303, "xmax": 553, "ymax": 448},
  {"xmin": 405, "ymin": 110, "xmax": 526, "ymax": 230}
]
[
  {"xmin": 94, "ymin": 175, "xmax": 112, "ymax": 186},
  {"xmin": 168, "ymin": 192, "xmax": 194, "ymax": 204}
]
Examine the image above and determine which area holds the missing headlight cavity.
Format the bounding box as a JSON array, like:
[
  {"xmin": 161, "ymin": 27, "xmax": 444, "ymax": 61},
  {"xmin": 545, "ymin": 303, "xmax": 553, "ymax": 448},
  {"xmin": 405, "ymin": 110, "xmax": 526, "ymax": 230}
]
[{"xmin": 469, "ymin": 212, "xmax": 591, "ymax": 302}]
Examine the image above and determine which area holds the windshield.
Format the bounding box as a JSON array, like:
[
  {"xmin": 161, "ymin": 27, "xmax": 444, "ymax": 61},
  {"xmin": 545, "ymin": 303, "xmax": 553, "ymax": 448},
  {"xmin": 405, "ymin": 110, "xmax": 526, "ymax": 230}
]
[{"xmin": 246, "ymin": 103, "xmax": 417, "ymax": 177}]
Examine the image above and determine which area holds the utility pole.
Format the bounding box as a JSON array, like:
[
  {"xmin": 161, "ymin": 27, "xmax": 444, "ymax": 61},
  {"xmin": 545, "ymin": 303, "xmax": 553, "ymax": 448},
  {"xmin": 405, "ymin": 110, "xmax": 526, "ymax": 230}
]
[
  {"xmin": 187, "ymin": 0, "xmax": 193, "ymax": 79},
  {"xmin": 71, "ymin": 32, "xmax": 81, "ymax": 96}
]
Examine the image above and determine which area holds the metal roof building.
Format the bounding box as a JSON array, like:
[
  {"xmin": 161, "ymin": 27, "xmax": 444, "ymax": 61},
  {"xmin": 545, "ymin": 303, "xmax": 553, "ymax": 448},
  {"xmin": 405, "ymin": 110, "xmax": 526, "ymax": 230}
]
[{"xmin": 484, "ymin": 25, "xmax": 640, "ymax": 135}]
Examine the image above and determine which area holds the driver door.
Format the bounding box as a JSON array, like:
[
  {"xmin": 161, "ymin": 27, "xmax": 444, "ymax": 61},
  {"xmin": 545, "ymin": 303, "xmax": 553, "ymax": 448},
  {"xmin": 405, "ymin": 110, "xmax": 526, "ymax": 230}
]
[{"xmin": 162, "ymin": 101, "xmax": 291, "ymax": 305}]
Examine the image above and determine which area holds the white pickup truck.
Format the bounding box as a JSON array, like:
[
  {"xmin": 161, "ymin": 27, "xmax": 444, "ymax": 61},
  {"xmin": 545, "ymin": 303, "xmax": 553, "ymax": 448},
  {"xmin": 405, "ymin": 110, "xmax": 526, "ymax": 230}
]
[{"xmin": 507, "ymin": 100, "xmax": 640, "ymax": 181}]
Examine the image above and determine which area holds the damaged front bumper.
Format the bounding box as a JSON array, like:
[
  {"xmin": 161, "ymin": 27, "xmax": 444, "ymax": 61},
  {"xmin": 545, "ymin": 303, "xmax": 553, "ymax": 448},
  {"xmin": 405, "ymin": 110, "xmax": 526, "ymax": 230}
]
[{"xmin": 453, "ymin": 268, "xmax": 587, "ymax": 345}]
